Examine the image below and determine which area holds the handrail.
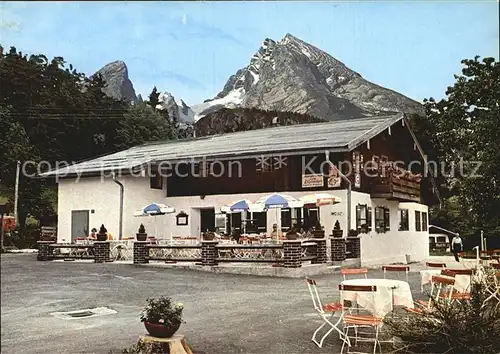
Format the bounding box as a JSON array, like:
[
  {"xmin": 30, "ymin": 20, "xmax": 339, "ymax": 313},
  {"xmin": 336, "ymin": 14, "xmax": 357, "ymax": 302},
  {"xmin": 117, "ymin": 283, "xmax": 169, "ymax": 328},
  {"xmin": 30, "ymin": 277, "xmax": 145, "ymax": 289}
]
[{"xmin": 429, "ymin": 225, "xmax": 458, "ymax": 236}]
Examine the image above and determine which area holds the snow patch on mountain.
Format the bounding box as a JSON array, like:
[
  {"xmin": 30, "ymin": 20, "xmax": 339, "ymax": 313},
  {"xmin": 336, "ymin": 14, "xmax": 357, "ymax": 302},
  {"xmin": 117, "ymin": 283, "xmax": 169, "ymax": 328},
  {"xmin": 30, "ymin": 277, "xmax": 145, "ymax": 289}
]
[{"xmin": 156, "ymin": 92, "xmax": 195, "ymax": 123}]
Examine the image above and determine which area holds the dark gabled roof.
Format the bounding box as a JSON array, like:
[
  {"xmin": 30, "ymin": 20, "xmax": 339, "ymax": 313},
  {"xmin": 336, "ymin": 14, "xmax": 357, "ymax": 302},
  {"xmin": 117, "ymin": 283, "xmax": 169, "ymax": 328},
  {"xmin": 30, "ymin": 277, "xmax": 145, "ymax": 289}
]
[{"xmin": 41, "ymin": 113, "xmax": 404, "ymax": 177}]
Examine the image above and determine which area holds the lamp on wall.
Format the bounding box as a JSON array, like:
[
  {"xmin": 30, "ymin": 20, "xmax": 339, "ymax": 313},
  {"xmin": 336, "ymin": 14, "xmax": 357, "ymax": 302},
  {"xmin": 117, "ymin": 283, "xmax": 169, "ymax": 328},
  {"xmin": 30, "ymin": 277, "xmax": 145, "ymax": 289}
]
[{"xmin": 176, "ymin": 211, "xmax": 188, "ymax": 226}]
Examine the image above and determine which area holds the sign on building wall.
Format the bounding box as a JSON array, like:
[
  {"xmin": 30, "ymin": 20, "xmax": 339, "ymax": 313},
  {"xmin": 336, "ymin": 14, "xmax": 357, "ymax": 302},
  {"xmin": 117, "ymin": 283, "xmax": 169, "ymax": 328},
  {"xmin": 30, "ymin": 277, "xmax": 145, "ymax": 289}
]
[
  {"xmin": 302, "ymin": 174, "xmax": 323, "ymax": 188},
  {"xmin": 327, "ymin": 164, "xmax": 341, "ymax": 188},
  {"xmin": 353, "ymin": 152, "xmax": 363, "ymax": 188}
]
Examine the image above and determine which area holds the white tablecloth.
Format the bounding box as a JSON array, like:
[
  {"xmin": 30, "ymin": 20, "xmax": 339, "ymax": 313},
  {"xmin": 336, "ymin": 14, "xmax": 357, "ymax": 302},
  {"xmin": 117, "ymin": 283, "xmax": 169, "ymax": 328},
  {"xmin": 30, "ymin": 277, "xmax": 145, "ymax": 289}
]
[
  {"xmin": 340, "ymin": 278, "xmax": 414, "ymax": 318},
  {"xmin": 420, "ymin": 270, "xmax": 471, "ymax": 293}
]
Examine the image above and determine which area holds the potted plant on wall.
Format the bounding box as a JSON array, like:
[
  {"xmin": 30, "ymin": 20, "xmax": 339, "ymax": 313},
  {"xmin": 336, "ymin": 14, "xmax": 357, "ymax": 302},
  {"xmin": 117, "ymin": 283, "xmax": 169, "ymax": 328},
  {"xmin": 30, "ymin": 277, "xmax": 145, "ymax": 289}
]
[
  {"xmin": 97, "ymin": 224, "xmax": 108, "ymax": 241},
  {"xmin": 332, "ymin": 220, "xmax": 343, "ymax": 238},
  {"xmin": 313, "ymin": 220, "xmax": 325, "ymax": 238},
  {"xmin": 286, "ymin": 225, "xmax": 299, "ymax": 240},
  {"xmin": 202, "ymin": 229, "xmax": 215, "ymax": 241},
  {"xmin": 360, "ymin": 223, "xmax": 369, "ymax": 234},
  {"xmin": 140, "ymin": 296, "xmax": 184, "ymax": 338},
  {"xmin": 136, "ymin": 224, "xmax": 147, "ymax": 241}
]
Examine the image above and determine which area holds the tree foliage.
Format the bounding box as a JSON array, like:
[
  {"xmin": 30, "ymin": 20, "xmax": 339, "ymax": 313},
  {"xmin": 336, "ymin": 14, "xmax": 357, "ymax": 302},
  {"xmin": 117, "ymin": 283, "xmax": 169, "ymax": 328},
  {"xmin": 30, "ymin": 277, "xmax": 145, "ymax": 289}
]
[{"xmin": 412, "ymin": 56, "xmax": 500, "ymax": 243}]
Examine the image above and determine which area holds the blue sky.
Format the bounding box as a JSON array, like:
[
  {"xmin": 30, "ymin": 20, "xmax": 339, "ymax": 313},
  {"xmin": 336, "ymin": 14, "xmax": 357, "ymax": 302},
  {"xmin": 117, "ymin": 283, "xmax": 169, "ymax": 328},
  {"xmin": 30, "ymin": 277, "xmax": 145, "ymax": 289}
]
[{"xmin": 1, "ymin": 1, "xmax": 498, "ymax": 105}]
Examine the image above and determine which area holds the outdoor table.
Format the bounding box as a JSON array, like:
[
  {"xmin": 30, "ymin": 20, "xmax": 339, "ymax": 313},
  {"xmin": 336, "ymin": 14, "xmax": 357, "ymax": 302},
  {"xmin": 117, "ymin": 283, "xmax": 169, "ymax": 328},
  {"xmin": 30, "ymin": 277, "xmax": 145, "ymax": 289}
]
[
  {"xmin": 420, "ymin": 269, "xmax": 471, "ymax": 293},
  {"xmin": 340, "ymin": 278, "xmax": 414, "ymax": 318}
]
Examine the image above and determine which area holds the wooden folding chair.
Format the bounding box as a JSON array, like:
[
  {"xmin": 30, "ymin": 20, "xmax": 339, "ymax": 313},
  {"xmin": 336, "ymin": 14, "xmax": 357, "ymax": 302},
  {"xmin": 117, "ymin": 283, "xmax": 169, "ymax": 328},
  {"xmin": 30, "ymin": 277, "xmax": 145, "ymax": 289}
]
[
  {"xmin": 338, "ymin": 284, "xmax": 382, "ymax": 354},
  {"xmin": 305, "ymin": 278, "xmax": 344, "ymax": 348},
  {"xmin": 340, "ymin": 268, "xmax": 368, "ymax": 280},
  {"xmin": 382, "ymin": 265, "xmax": 410, "ymax": 282}
]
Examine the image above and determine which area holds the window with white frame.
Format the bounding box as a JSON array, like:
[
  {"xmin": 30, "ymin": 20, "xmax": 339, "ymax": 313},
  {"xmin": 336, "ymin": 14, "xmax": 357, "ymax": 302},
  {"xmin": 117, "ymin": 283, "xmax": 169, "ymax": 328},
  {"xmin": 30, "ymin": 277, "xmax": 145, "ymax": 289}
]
[
  {"xmin": 415, "ymin": 211, "xmax": 422, "ymax": 232},
  {"xmin": 356, "ymin": 204, "xmax": 372, "ymax": 232},
  {"xmin": 399, "ymin": 209, "xmax": 409, "ymax": 231}
]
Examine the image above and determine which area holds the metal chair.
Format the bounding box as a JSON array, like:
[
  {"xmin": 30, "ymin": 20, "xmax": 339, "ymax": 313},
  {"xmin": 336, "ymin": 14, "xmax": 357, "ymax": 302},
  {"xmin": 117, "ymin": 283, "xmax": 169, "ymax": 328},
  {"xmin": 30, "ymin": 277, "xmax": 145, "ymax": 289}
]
[
  {"xmin": 338, "ymin": 284, "xmax": 382, "ymax": 354},
  {"xmin": 382, "ymin": 265, "xmax": 410, "ymax": 282},
  {"xmin": 341, "ymin": 268, "xmax": 368, "ymax": 280},
  {"xmin": 305, "ymin": 278, "xmax": 344, "ymax": 348}
]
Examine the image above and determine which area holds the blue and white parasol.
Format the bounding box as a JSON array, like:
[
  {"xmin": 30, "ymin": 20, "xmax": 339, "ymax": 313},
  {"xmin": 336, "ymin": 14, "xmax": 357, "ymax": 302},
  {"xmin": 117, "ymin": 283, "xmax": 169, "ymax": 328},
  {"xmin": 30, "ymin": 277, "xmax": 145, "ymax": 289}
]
[
  {"xmin": 253, "ymin": 193, "xmax": 303, "ymax": 210},
  {"xmin": 221, "ymin": 199, "xmax": 254, "ymax": 213},
  {"xmin": 134, "ymin": 203, "xmax": 176, "ymax": 217}
]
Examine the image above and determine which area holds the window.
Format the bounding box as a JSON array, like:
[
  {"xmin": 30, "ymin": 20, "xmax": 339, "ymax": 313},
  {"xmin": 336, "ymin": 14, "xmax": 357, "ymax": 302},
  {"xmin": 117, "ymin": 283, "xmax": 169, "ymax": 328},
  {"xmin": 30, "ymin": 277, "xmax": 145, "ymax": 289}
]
[
  {"xmin": 355, "ymin": 204, "xmax": 372, "ymax": 232},
  {"xmin": 415, "ymin": 211, "xmax": 422, "ymax": 231},
  {"xmin": 245, "ymin": 211, "xmax": 267, "ymax": 232},
  {"xmin": 399, "ymin": 209, "xmax": 409, "ymax": 231},
  {"xmin": 375, "ymin": 206, "xmax": 390, "ymax": 233},
  {"xmin": 150, "ymin": 174, "xmax": 163, "ymax": 190},
  {"xmin": 422, "ymin": 212, "xmax": 428, "ymax": 231},
  {"xmin": 281, "ymin": 208, "xmax": 292, "ymax": 231},
  {"xmin": 302, "ymin": 208, "xmax": 319, "ymax": 230}
]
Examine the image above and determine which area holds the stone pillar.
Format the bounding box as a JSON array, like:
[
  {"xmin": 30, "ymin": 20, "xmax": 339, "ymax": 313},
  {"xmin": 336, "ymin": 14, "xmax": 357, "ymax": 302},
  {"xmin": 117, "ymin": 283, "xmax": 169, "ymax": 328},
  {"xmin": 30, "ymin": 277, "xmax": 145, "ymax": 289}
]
[
  {"xmin": 312, "ymin": 239, "xmax": 327, "ymax": 264},
  {"xmin": 201, "ymin": 241, "xmax": 218, "ymax": 266},
  {"xmin": 37, "ymin": 241, "xmax": 53, "ymax": 261},
  {"xmin": 94, "ymin": 241, "xmax": 110, "ymax": 263},
  {"xmin": 283, "ymin": 240, "xmax": 302, "ymax": 268},
  {"xmin": 133, "ymin": 241, "xmax": 149, "ymax": 264},
  {"xmin": 351, "ymin": 237, "xmax": 361, "ymax": 258},
  {"xmin": 330, "ymin": 237, "xmax": 346, "ymax": 262}
]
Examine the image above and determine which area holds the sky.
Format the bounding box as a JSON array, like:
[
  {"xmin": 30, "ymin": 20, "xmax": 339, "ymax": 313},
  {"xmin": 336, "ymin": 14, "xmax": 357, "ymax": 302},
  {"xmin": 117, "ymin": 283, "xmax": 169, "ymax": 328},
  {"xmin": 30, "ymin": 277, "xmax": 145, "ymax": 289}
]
[{"xmin": 1, "ymin": 1, "xmax": 498, "ymax": 105}]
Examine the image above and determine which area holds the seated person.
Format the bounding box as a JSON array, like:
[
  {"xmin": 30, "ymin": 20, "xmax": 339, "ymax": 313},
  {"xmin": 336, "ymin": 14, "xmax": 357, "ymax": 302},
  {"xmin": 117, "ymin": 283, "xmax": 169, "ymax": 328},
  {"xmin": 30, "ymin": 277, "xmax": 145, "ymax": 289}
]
[
  {"xmin": 231, "ymin": 227, "xmax": 241, "ymax": 243},
  {"xmin": 88, "ymin": 228, "xmax": 97, "ymax": 240}
]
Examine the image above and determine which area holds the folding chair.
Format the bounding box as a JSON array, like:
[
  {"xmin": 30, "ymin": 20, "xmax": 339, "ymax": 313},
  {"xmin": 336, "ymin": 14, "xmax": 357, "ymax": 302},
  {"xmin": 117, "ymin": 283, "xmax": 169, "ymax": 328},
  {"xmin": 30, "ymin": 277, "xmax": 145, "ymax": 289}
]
[
  {"xmin": 491, "ymin": 263, "xmax": 500, "ymax": 270},
  {"xmin": 341, "ymin": 268, "xmax": 368, "ymax": 280},
  {"xmin": 338, "ymin": 284, "xmax": 382, "ymax": 354},
  {"xmin": 408, "ymin": 275, "xmax": 455, "ymax": 314},
  {"xmin": 481, "ymin": 271, "xmax": 500, "ymax": 310},
  {"xmin": 425, "ymin": 262, "xmax": 446, "ymax": 269},
  {"xmin": 305, "ymin": 278, "xmax": 344, "ymax": 348},
  {"xmin": 382, "ymin": 265, "xmax": 410, "ymax": 282},
  {"xmin": 441, "ymin": 269, "xmax": 473, "ymax": 301}
]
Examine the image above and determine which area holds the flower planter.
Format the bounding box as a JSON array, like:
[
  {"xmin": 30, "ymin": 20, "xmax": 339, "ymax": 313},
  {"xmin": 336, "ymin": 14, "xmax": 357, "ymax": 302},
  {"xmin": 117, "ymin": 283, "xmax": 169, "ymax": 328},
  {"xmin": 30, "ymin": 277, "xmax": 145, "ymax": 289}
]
[
  {"xmin": 96, "ymin": 233, "xmax": 107, "ymax": 242},
  {"xmin": 313, "ymin": 230, "xmax": 325, "ymax": 238},
  {"xmin": 203, "ymin": 233, "xmax": 215, "ymax": 241},
  {"xmin": 347, "ymin": 230, "xmax": 359, "ymax": 237},
  {"xmin": 144, "ymin": 321, "xmax": 181, "ymax": 338},
  {"xmin": 136, "ymin": 233, "xmax": 147, "ymax": 242},
  {"xmin": 286, "ymin": 232, "xmax": 298, "ymax": 240}
]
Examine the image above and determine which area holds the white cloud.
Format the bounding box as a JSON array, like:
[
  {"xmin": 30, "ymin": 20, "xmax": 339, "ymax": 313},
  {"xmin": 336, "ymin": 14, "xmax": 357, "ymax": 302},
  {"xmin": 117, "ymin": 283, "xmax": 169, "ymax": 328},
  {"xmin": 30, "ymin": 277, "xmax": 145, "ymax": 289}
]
[{"xmin": 181, "ymin": 14, "xmax": 187, "ymax": 25}]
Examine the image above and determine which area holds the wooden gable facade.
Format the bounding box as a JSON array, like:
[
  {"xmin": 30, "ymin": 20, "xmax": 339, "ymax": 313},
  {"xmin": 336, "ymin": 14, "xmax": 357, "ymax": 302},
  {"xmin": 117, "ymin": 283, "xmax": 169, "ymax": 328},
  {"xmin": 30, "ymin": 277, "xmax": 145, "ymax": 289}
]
[{"xmin": 164, "ymin": 118, "xmax": 431, "ymax": 203}]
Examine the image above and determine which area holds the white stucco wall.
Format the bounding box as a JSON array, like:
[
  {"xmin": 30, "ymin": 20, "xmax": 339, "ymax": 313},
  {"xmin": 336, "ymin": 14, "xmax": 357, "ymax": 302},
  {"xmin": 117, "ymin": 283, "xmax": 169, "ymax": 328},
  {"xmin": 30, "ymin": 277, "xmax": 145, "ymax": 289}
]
[
  {"xmin": 357, "ymin": 195, "xmax": 429, "ymax": 267},
  {"xmin": 57, "ymin": 176, "xmax": 165, "ymax": 242}
]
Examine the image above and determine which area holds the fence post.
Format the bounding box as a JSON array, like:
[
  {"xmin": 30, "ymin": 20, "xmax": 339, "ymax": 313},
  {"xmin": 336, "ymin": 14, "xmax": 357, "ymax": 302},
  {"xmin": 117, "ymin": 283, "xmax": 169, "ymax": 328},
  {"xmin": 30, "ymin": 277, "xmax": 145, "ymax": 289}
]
[
  {"xmin": 201, "ymin": 241, "xmax": 218, "ymax": 266},
  {"xmin": 283, "ymin": 240, "xmax": 302, "ymax": 268},
  {"xmin": 37, "ymin": 241, "xmax": 53, "ymax": 261},
  {"xmin": 330, "ymin": 237, "xmax": 346, "ymax": 262},
  {"xmin": 312, "ymin": 239, "xmax": 327, "ymax": 264},
  {"xmin": 133, "ymin": 241, "xmax": 149, "ymax": 264},
  {"xmin": 94, "ymin": 241, "xmax": 110, "ymax": 263}
]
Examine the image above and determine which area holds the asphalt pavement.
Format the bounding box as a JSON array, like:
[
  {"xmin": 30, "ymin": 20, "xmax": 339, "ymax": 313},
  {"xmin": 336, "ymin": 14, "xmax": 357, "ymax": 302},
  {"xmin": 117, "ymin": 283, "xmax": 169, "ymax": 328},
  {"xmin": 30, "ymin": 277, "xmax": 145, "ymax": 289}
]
[{"xmin": 1, "ymin": 254, "xmax": 427, "ymax": 354}]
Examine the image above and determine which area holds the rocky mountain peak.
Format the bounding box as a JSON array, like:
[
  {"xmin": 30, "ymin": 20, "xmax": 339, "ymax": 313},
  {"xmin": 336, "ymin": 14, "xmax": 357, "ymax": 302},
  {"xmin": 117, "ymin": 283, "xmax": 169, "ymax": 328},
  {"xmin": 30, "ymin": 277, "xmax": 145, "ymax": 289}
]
[
  {"xmin": 93, "ymin": 60, "xmax": 137, "ymax": 103},
  {"xmin": 191, "ymin": 33, "xmax": 423, "ymax": 121}
]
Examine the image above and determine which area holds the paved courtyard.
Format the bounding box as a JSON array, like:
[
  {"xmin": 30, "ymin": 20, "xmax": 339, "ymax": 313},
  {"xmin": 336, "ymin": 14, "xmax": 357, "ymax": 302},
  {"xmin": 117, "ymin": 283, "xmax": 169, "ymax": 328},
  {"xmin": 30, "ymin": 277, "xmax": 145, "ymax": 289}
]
[{"xmin": 2, "ymin": 254, "xmax": 435, "ymax": 354}]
